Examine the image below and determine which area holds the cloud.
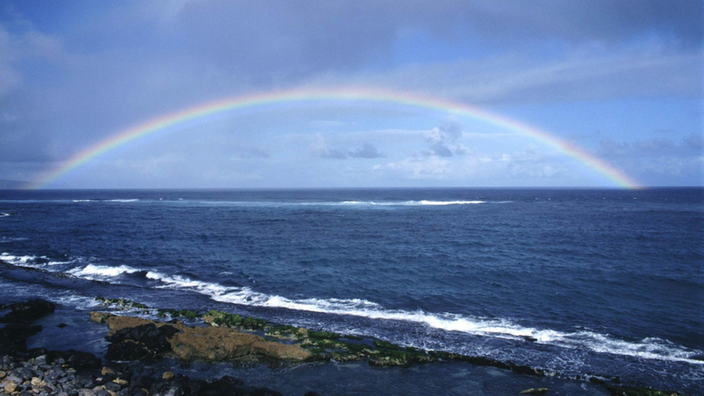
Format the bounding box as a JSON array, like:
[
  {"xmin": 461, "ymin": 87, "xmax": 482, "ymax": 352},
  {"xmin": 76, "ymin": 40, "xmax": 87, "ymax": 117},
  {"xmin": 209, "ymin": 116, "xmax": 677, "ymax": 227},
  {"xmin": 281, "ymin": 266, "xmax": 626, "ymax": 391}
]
[
  {"xmin": 309, "ymin": 134, "xmax": 387, "ymax": 159},
  {"xmin": 348, "ymin": 143, "xmax": 385, "ymax": 158},
  {"xmin": 424, "ymin": 122, "xmax": 467, "ymax": 157},
  {"xmin": 684, "ymin": 133, "xmax": 703, "ymax": 150},
  {"xmin": 309, "ymin": 134, "xmax": 347, "ymax": 159},
  {"xmin": 382, "ymin": 156, "xmax": 452, "ymax": 179},
  {"xmin": 310, "ymin": 48, "xmax": 702, "ymax": 105},
  {"xmin": 599, "ymin": 134, "xmax": 704, "ymax": 158},
  {"xmin": 0, "ymin": 1, "xmax": 701, "ymax": 187}
]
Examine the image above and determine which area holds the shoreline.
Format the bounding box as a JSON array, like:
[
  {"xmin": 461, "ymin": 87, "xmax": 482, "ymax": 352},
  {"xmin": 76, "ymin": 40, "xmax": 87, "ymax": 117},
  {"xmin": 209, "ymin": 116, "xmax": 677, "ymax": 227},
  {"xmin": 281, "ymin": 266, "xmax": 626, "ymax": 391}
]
[{"xmin": 0, "ymin": 297, "xmax": 689, "ymax": 396}]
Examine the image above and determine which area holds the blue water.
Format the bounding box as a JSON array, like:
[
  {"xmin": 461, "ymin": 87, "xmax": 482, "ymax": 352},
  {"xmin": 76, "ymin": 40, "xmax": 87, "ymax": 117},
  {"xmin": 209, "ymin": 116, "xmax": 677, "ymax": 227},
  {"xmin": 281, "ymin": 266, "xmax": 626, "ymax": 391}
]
[{"xmin": 0, "ymin": 188, "xmax": 702, "ymax": 394}]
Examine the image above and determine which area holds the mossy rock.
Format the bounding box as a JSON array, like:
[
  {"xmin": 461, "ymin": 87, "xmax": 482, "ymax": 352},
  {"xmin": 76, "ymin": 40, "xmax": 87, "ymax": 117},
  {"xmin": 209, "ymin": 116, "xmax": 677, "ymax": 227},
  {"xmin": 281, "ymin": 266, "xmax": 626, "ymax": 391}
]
[
  {"xmin": 373, "ymin": 340, "xmax": 401, "ymax": 350},
  {"xmin": 308, "ymin": 330, "xmax": 341, "ymax": 340},
  {"xmin": 165, "ymin": 309, "xmax": 200, "ymax": 320},
  {"xmin": 94, "ymin": 296, "xmax": 150, "ymax": 310},
  {"xmin": 266, "ymin": 325, "xmax": 299, "ymax": 337},
  {"xmin": 242, "ymin": 316, "xmax": 267, "ymax": 329}
]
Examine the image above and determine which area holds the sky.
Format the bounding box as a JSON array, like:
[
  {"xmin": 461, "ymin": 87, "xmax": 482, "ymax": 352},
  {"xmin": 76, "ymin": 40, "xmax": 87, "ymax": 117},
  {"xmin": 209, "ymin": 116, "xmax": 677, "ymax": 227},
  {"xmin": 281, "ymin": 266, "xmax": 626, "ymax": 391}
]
[{"xmin": 0, "ymin": 0, "xmax": 702, "ymax": 189}]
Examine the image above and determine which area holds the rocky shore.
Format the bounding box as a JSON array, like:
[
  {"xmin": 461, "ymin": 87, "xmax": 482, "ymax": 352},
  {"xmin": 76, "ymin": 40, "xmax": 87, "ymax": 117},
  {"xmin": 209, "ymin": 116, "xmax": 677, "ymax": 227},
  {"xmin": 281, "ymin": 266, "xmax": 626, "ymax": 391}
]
[{"xmin": 0, "ymin": 298, "xmax": 688, "ymax": 396}]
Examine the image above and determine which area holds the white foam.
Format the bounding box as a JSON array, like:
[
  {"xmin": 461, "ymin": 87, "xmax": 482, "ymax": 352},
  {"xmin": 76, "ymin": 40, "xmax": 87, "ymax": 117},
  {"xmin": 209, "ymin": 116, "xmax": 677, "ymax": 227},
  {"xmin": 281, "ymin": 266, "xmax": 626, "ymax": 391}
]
[
  {"xmin": 7, "ymin": 251, "xmax": 699, "ymax": 366},
  {"xmin": 146, "ymin": 270, "xmax": 232, "ymax": 295},
  {"xmin": 134, "ymin": 270, "xmax": 704, "ymax": 365},
  {"xmin": 0, "ymin": 237, "xmax": 28, "ymax": 243},
  {"xmin": 47, "ymin": 257, "xmax": 86, "ymax": 266},
  {"xmin": 189, "ymin": 200, "xmax": 490, "ymax": 207},
  {"xmin": 72, "ymin": 199, "xmax": 139, "ymax": 203},
  {"xmin": 341, "ymin": 200, "xmax": 485, "ymax": 206},
  {"xmin": 68, "ymin": 264, "xmax": 140, "ymax": 279},
  {"xmin": 0, "ymin": 252, "xmax": 47, "ymax": 268},
  {"xmin": 418, "ymin": 200, "xmax": 485, "ymax": 205},
  {"xmin": 0, "ymin": 213, "xmax": 10, "ymax": 217}
]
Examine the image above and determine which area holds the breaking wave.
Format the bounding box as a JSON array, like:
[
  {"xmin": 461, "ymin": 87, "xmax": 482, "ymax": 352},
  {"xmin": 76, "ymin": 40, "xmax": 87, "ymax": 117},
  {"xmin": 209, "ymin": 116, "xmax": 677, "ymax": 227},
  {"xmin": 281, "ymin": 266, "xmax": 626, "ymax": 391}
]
[
  {"xmin": 68, "ymin": 264, "xmax": 141, "ymax": 279},
  {"xmin": 54, "ymin": 262, "xmax": 703, "ymax": 366}
]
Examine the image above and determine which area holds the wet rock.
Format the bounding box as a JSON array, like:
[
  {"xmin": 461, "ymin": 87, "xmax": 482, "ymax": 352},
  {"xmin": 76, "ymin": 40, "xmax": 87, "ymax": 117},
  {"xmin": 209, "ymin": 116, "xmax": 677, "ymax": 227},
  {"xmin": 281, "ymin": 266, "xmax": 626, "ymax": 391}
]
[
  {"xmin": 46, "ymin": 351, "xmax": 101, "ymax": 371},
  {"xmin": 105, "ymin": 382, "xmax": 121, "ymax": 392},
  {"xmin": 0, "ymin": 323, "xmax": 43, "ymax": 355},
  {"xmin": 170, "ymin": 325, "xmax": 311, "ymax": 362},
  {"xmin": 509, "ymin": 362, "xmax": 545, "ymax": 377},
  {"xmin": 161, "ymin": 371, "xmax": 174, "ymax": 380},
  {"xmin": 1, "ymin": 299, "xmax": 55, "ymax": 323},
  {"xmin": 105, "ymin": 323, "xmax": 180, "ymax": 361},
  {"xmin": 101, "ymin": 315, "xmax": 310, "ymax": 363},
  {"xmin": 19, "ymin": 367, "xmax": 36, "ymax": 380},
  {"xmin": 4, "ymin": 381, "xmax": 18, "ymax": 393},
  {"xmin": 88, "ymin": 312, "xmax": 112, "ymax": 324},
  {"xmin": 107, "ymin": 324, "xmax": 179, "ymax": 353},
  {"xmin": 106, "ymin": 340, "xmax": 150, "ymax": 361}
]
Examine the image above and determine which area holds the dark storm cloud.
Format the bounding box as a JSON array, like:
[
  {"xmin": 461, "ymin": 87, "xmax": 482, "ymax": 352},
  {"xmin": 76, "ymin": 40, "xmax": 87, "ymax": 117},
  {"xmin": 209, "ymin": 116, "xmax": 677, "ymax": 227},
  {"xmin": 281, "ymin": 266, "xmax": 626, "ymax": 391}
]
[
  {"xmin": 84, "ymin": 0, "xmax": 703, "ymax": 83},
  {"xmin": 0, "ymin": 0, "xmax": 702, "ymax": 186}
]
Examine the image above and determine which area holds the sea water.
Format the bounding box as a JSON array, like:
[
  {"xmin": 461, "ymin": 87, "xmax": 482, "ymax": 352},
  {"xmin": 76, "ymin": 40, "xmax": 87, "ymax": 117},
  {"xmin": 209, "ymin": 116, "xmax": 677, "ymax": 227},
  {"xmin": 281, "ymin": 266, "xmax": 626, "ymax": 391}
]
[{"xmin": 0, "ymin": 188, "xmax": 702, "ymax": 394}]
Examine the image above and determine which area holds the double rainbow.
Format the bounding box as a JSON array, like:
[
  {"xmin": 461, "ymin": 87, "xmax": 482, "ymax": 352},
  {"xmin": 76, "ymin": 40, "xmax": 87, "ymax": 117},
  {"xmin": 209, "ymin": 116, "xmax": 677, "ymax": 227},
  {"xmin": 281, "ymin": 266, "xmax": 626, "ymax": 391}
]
[{"xmin": 29, "ymin": 87, "xmax": 640, "ymax": 189}]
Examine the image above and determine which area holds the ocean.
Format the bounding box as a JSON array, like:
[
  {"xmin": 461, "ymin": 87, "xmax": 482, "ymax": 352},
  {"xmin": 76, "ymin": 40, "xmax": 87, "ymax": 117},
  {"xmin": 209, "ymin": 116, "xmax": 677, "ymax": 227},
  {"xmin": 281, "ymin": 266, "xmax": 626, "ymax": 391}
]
[{"xmin": 0, "ymin": 188, "xmax": 702, "ymax": 395}]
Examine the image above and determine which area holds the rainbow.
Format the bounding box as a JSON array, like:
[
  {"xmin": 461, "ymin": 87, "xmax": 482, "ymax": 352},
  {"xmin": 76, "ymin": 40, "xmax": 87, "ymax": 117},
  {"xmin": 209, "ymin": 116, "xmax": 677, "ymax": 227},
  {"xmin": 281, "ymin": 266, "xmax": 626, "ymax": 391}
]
[{"xmin": 29, "ymin": 87, "xmax": 640, "ymax": 189}]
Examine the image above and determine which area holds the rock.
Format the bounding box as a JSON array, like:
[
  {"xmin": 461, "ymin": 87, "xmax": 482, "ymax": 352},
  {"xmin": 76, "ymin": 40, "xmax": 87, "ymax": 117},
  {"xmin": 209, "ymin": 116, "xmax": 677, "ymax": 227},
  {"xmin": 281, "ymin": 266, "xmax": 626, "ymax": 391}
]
[
  {"xmin": 57, "ymin": 323, "xmax": 69, "ymax": 328},
  {"xmin": 169, "ymin": 325, "xmax": 311, "ymax": 362},
  {"xmin": 161, "ymin": 371, "xmax": 174, "ymax": 380},
  {"xmin": 105, "ymin": 382, "xmax": 121, "ymax": 392},
  {"xmin": 34, "ymin": 355, "xmax": 47, "ymax": 365},
  {"xmin": 509, "ymin": 362, "xmax": 544, "ymax": 377},
  {"xmin": 0, "ymin": 299, "xmax": 55, "ymax": 323},
  {"xmin": 104, "ymin": 316, "xmax": 158, "ymax": 336},
  {"xmin": 31, "ymin": 377, "xmax": 46, "ymax": 388},
  {"xmin": 0, "ymin": 370, "xmax": 5, "ymax": 379},
  {"xmin": 107, "ymin": 324, "xmax": 179, "ymax": 354},
  {"xmin": 78, "ymin": 389, "xmax": 97, "ymax": 396},
  {"xmin": 521, "ymin": 388, "xmax": 548, "ymax": 394},
  {"xmin": 6, "ymin": 374, "xmax": 22, "ymax": 384},
  {"xmin": 105, "ymin": 323, "xmax": 180, "ymax": 362},
  {"xmin": 4, "ymin": 381, "xmax": 17, "ymax": 393},
  {"xmin": 101, "ymin": 368, "xmax": 113, "ymax": 376},
  {"xmin": 19, "ymin": 368, "xmax": 36, "ymax": 380},
  {"xmin": 101, "ymin": 315, "xmax": 310, "ymax": 363},
  {"xmin": 29, "ymin": 348, "xmax": 48, "ymax": 358},
  {"xmin": 0, "ymin": 323, "xmax": 43, "ymax": 355},
  {"xmin": 88, "ymin": 312, "xmax": 113, "ymax": 324},
  {"xmin": 46, "ymin": 351, "xmax": 102, "ymax": 370},
  {"xmin": 106, "ymin": 340, "xmax": 150, "ymax": 362}
]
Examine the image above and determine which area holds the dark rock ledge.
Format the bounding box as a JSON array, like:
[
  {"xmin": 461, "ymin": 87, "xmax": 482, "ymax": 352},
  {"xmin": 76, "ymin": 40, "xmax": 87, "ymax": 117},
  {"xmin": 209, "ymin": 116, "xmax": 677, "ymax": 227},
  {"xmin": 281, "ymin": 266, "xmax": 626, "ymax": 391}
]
[{"xmin": 0, "ymin": 298, "xmax": 689, "ymax": 396}]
